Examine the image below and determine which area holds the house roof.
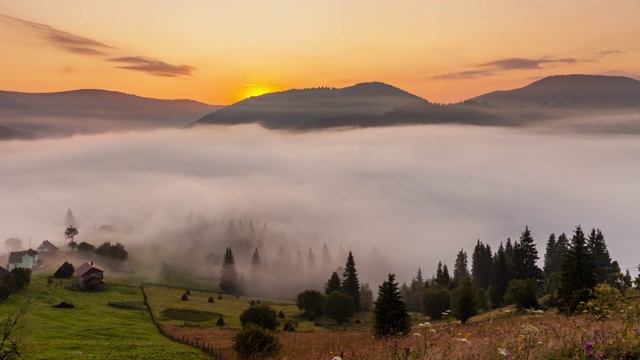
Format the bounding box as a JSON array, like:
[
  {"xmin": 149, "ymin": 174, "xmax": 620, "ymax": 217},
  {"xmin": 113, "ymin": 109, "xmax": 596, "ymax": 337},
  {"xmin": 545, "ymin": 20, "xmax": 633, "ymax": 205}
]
[
  {"xmin": 54, "ymin": 261, "xmax": 75, "ymax": 278},
  {"xmin": 38, "ymin": 240, "xmax": 58, "ymax": 251},
  {"xmin": 8, "ymin": 249, "xmax": 37, "ymax": 264},
  {"xmin": 76, "ymin": 261, "xmax": 105, "ymax": 277}
]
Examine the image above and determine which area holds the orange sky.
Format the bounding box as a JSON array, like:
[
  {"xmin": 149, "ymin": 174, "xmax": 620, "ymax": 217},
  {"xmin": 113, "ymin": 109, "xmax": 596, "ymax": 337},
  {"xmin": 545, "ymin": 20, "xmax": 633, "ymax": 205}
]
[{"xmin": 1, "ymin": 0, "xmax": 639, "ymax": 105}]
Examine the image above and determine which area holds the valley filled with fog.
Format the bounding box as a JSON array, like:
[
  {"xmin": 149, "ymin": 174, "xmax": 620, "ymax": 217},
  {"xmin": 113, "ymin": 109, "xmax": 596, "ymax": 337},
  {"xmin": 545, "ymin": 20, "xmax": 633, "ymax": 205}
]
[{"xmin": 1, "ymin": 124, "xmax": 639, "ymax": 291}]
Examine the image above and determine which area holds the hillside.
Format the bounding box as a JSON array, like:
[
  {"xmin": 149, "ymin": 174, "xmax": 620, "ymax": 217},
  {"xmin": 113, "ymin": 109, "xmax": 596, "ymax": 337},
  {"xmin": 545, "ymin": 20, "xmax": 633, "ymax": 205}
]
[
  {"xmin": 0, "ymin": 89, "xmax": 221, "ymax": 137},
  {"xmin": 0, "ymin": 124, "xmax": 37, "ymax": 140},
  {"xmin": 470, "ymin": 74, "xmax": 640, "ymax": 108},
  {"xmin": 192, "ymin": 82, "xmax": 426, "ymax": 129}
]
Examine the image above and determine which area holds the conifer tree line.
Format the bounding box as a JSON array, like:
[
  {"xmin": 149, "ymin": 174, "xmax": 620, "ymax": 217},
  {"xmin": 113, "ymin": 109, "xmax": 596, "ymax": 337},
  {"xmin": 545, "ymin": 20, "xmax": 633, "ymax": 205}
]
[{"xmin": 402, "ymin": 225, "xmax": 630, "ymax": 319}]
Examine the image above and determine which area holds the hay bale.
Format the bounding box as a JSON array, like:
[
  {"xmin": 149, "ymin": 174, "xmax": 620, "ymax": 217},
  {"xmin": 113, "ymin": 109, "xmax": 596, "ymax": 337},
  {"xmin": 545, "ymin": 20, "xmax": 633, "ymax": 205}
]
[
  {"xmin": 181, "ymin": 294, "xmax": 188, "ymax": 301},
  {"xmin": 208, "ymin": 296, "xmax": 214, "ymax": 303}
]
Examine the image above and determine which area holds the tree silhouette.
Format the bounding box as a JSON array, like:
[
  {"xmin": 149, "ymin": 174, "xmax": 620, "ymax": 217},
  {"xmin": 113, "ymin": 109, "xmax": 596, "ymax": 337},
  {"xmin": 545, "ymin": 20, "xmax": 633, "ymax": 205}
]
[
  {"xmin": 373, "ymin": 274, "xmax": 411, "ymax": 337},
  {"xmin": 65, "ymin": 225, "xmax": 79, "ymax": 251},
  {"xmin": 325, "ymin": 272, "xmax": 342, "ymax": 295},
  {"xmin": 220, "ymin": 247, "xmax": 240, "ymax": 294},
  {"xmin": 561, "ymin": 225, "xmax": 597, "ymax": 314},
  {"xmin": 342, "ymin": 252, "xmax": 361, "ymax": 311}
]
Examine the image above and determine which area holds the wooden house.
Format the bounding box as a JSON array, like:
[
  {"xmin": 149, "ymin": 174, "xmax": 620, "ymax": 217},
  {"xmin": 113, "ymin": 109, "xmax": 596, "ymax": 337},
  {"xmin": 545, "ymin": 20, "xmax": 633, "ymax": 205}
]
[
  {"xmin": 7, "ymin": 249, "xmax": 38, "ymax": 270},
  {"xmin": 54, "ymin": 261, "xmax": 75, "ymax": 278},
  {"xmin": 37, "ymin": 240, "xmax": 59, "ymax": 254},
  {"xmin": 76, "ymin": 261, "xmax": 105, "ymax": 291}
]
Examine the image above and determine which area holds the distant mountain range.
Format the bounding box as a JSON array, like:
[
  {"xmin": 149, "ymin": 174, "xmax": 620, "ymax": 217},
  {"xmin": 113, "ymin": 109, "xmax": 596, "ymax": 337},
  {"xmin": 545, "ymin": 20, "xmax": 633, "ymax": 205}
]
[
  {"xmin": 0, "ymin": 89, "xmax": 220, "ymax": 138},
  {"xmin": 2, "ymin": 74, "xmax": 640, "ymax": 140},
  {"xmin": 191, "ymin": 74, "xmax": 640, "ymax": 131}
]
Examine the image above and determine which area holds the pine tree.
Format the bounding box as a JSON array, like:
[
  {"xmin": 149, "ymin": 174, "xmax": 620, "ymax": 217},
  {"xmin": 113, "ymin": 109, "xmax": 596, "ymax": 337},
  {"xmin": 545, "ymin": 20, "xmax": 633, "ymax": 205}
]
[
  {"xmin": 489, "ymin": 242, "xmax": 509, "ymax": 308},
  {"xmin": 453, "ymin": 249, "xmax": 469, "ymax": 287},
  {"xmin": 543, "ymin": 233, "xmax": 557, "ymax": 280},
  {"xmin": 342, "ymin": 252, "xmax": 361, "ymax": 311},
  {"xmin": 321, "ymin": 243, "xmax": 331, "ymax": 264},
  {"xmin": 442, "ymin": 264, "xmax": 452, "ymax": 289},
  {"xmin": 325, "ymin": 272, "xmax": 342, "ymax": 295},
  {"xmin": 307, "ymin": 247, "xmax": 316, "ymax": 267},
  {"xmin": 64, "ymin": 208, "xmax": 77, "ymax": 227},
  {"xmin": 471, "ymin": 240, "xmax": 493, "ymax": 289},
  {"xmin": 373, "ymin": 274, "xmax": 411, "ymax": 337},
  {"xmin": 251, "ymin": 247, "xmax": 261, "ymax": 269},
  {"xmin": 560, "ymin": 225, "xmax": 597, "ymax": 314},
  {"xmin": 220, "ymin": 247, "xmax": 239, "ymax": 294},
  {"xmin": 513, "ymin": 226, "xmax": 542, "ymax": 281},
  {"xmin": 587, "ymin": 228, "xmax": 612, "ymax": 283},
  {"xmin": 504, "ymin": 238, "xmax": 515, "ymax": 281},
  {"xmin": 451, "ymin": 275, "xmax": 477, "ymax": 324}
]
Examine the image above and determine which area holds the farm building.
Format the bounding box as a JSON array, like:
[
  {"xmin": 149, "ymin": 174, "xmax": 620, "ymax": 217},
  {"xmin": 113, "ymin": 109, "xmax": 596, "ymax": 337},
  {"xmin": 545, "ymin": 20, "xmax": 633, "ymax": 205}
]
[
  {"xmin": 37, "ymin": 240, "xmax": 59, "ymax": 254},
  {"xmin": 7, "ymin": 249, "xmax": 38, "ymax": 270},
  {"xmin": 76, "ymin": 261, "xmax": 105, "ymax": 291},
  {"xmin": 54, "ymin": 261, "xmax": 75, "ymax": 278}
]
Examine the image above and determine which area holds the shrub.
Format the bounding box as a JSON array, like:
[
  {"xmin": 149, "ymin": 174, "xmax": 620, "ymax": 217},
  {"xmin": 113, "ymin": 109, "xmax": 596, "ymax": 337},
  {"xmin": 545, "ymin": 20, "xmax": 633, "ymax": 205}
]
[
  {"xmin": 283, "ymin": 322, "xmax": 295, "ymax": 332},
  {"xmin": 295, "ymin": 290, "xmax": 325, "ymax": 319},
  {"xmin": 421, "ymin": 285, "xmax": 450, "ymax": 320},
  {"xmin": 324, "ymin": 291, "xmax": 356, "ymax": 325},
  {"xmin": 233, "ymin": 324, "xmax": 281, "ymax": 359},
  {"xmin": 10, "ymin": 268, "xmax": 31, "ymax": 289},
  {"xmin": 239, "ymin": 304, "xmax": 279, "ymax": 330},
  {"xmin": 181, "ymin": 294, "xmax": 188, "ymax": 301},
  {"xmin": 216, "ymin": 316, "xmax": 225, "ymax": 327},
  {"xmin": 208, "ymin": 296, "xmax": 214, "ymax": 303},
  {"xmin": 277, "ymin": 310, "xmax": 285, "ymax": 319},
  {"xmin": 504, "ymin": 278, "xmax": 539, "ymax": 310},
  {"xmin": 77, "ymin": 242, "xmax": 96, "ymax": 252}
]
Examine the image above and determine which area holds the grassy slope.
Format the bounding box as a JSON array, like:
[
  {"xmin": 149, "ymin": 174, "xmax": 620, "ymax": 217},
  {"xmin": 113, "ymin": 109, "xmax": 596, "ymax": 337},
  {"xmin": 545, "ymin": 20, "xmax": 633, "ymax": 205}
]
[{"xmin": 0, "ymin": 277, "xmax": 206, "ymax": 359}]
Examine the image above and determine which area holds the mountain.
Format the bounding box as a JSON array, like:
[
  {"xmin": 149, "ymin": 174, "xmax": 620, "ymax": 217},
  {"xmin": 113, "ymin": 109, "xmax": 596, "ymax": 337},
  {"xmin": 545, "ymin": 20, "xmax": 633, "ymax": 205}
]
[
  {"xmin": 469, "ymin": 75, "xmax": 640, "ymax": 108},
  {"xmin": 0, "ymin": 124, "xmax": 37, "ymax": 140},
  {"xmin": 0, "ymin": 89, "xmax": 221, "ymax": 137},
  {"xmin": 192, "ymin": 82, "xmax": 426, "ymax": 129}
]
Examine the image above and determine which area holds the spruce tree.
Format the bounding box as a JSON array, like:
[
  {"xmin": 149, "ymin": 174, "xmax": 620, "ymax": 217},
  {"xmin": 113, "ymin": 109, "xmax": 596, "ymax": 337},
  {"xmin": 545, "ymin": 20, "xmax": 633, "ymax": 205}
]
[
  {"xmin": 451, "ymin": 275, "xmax": 477, "ymax": 324},
  {"xmin": 513, "ymin": 226, "xmax": 542, "ymax": 281},
  {"xmin": 251, "ymin": 247, "xmax": 261, "ymax": 269},
  {"xmin": 321, "ymin": 243, "xmax": 331, "ymax": 264},
  {"xmin": 489, "ymin": 242, "xmax": 509, "ymax": 308},
  {"xmin": 504, "ymin": 238, "xmax": 515, "ymax": 281},
  {"xmin": 406, "ymin": 268, "xmax": 425, "ymax": 312},
  {"xmin": 471, "ymin": 240, "xmax": 493, "ymax": 289},
  {"xmin": 442, "ymin": 264, "xmax": 452, "ymax": 289},
  {"xmin": 342, "ymin": 251, "xmax": 361, "ymax": 311},
  {"xmin": 560, "ymin": 225, "xmax": 597, "ymax": 314},
  {"xmin": 220, "ymin": 247, "xmax": 239, "ymax": 294},
  {"xmin": 453, "ymin": 249, "xmax": 469, "ymax": 287},
  {"xmin": 373, "ymin": 274, "xmax": 411, "ymax": 337},
  {"xmin": 325, "ymin": 272, "xmax": 342, "ymax": 295},
  {"xmin": 543, "ymin": 233, "xmax": 557, "ymax": 280},
  {"xmin": 587, "ymin": 228, "xmax": 612, "ymax": 283},
  {"xmin": 64, "ymin": 208, "xmax": 77, "ymax": 227},
  {"xmin": 307, "ymin": 247, "xmax": 316, "ymax": 267}
]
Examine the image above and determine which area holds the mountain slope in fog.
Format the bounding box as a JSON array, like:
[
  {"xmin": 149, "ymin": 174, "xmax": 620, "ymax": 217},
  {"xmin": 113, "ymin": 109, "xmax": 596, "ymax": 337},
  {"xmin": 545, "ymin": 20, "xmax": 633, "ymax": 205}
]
[
  {"xmin": 0, "ymin": 124, "xmax": 37, "ymax": 140},
  {"xmin": 0, "ymin": 89, "xmax": 221, "ymax": 137},
  {"xmin": 192, "ymin": 82, "xmax": 427, "ymax": 129},
  {"xmin": 469, "ymin": 75, "xmax": 640, "ymax": 108}
]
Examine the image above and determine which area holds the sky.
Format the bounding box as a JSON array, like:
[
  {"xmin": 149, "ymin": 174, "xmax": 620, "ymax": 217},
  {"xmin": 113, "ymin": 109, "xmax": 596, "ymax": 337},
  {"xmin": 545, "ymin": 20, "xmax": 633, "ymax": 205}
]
[{"xmin": 1, "ymin": 0, "xmax": 639, "ymax": 104}]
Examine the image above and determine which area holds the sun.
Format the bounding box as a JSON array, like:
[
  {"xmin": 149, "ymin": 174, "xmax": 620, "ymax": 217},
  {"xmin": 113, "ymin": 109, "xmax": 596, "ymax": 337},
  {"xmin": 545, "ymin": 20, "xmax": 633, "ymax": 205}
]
[{"xmin": 235, "ymin": 84, "xmax": 275, "ymax": 102}]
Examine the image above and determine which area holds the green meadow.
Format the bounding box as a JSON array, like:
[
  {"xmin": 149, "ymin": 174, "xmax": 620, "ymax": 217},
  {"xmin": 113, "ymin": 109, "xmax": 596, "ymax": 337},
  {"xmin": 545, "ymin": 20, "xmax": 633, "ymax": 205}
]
[{"xmin": 0, "ymin": 276, "xmax": 206, "ymax": 359}]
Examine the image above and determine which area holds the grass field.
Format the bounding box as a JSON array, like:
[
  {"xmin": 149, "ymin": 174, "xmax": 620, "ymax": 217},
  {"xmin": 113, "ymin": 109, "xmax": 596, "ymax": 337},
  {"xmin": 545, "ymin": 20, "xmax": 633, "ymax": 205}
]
[{"xmin": 0, "ymin": 276, "xmax": 207, "ymax": 359}]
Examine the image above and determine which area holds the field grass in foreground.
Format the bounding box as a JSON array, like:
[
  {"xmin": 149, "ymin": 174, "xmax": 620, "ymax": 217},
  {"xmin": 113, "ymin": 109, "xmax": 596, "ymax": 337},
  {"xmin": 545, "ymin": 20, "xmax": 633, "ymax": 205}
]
[{"xmin": 0, "ymin": 276, "xmax": 206, "ymax": 359}]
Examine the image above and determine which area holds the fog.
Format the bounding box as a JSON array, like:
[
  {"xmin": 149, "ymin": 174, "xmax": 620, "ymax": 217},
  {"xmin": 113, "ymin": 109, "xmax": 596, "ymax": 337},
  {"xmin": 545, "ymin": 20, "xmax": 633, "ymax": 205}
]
[{"xmin": 2, "ymin": 124, "xmax": 640, "ymax": 295}]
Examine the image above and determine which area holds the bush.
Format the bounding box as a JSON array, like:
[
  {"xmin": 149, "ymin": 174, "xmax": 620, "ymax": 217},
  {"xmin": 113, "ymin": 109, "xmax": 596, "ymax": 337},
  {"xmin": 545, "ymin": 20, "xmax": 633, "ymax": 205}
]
[
  {"xmin": 324, "ymin": 291, "xmax": 356, "ymax": 325},
  {"xmin": 96, "ymin": 241, "xmax": 128, "ymax": 260},
  {"xmin": 10, "ymin": 268, "xmax": 31, "ymax": 289},
  {"xmin": 421, "ymin": 285, "xmax": 450, "ymax": 320},
  {"xmin": 295, "ymin": 290, "xmax": 325, "ymax": 319},
  {"xmin": 233, "ymin": 324, "xmax": 281, "ymax": 359},
  {"xmin": 504, "ymin": 278, "xmax": 539, "ymax": 310},
  {"xmin": 216, "ymin": 316, "xmax": 225, "ymax": 327},
  {"xmin": 208, "ymin": 296, "xmax": 214, "ymax": 303},
  {"xmin": 239, "ymin": 304, "xmax": 279, "ymax": 330},
  {"xmin": 77, "ymin": 242, "xmax": 96, "ymax": 252}
]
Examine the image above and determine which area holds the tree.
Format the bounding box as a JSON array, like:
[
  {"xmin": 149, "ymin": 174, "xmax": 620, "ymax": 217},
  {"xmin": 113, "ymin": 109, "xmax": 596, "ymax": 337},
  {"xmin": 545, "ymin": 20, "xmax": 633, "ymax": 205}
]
[
  {"xmin": 239, "ymin": 304, "xmax": 279, "ymax": 330},
  {"xmin": 451, "ymin": 276, "xmax": 477, "ymax": 324},
  {"xmin": 453, "ymin": 249, "xmax": 469, "ymax": 287},
  {"xmin": 233, "ymin": 324, "xmax": 281, "ymax": 360},
  {"xmin": 560, "ymin": 225, "xmax": 597, "ymax": 314},
  {"xmin": 65, "ymin": 225, "xmax": 79, "ymax": 251},
  {"xmin": 421, "ymin": 285, "xmax": 450, "ymax": 320},
  {"xmin": 321, "ymin": 243, "xmax": 331, "ymax": 264},
  {"xmin": 360, "ymin": 283, "xmax": 374, "ymax": 311},
  {"xmin": 324, "ymin": 291, "xmax": 355, "ymax": 325},
  {"xmin": 404, "ymin": 268, "xmax": 425, "ymax": 312},
  {"xmin": 325, "ymin": 272, "xmax": 342, "ymax": 295},
  {"xmin": 513, "ymin": 226, "xmax": 542, "ymax": 281},
  {"xmin": 435, "ymin": 261, "xmax": 452, "ymax": 288},
  {"xmin": 587, "ymin": 228, "xmax": 612, "ymax": 283},
  {"xmin": 342, "ymin": 252, "xmax": 361, "ymax": 311},
  {"xmin": 489, "ymin": 243, "xmax": 509, "ymax": 308},
  {"xmin": 64, "ymin": 208, "xmax": 77, "ymax": 227},
  {"xmin": 373, "ymin": 274, "xmax": 411, "ymax": 337},
  {"xmin": 295, "ymin": 290, "xmax": 325, "ymax": 319},
  {"xmin": 471, "ymin": 240, "xmax": 493, "ymax": 289},
  {"xmin": 77, "ymin": 241, "xmax": 96, "ymax": 252},
  {"xmin": 96, "ymin": 242, "xmax": 128, "ymax": 260},
  {"xmin": 220, "ymin": 247, "xmax": 240, "ymax": 295},
  {"xmin": 9, "ymin": 268, "xmax": 31, "ymax": 289},
  {"xmin": 3, "ymin": 238, "xmax": 22, "ymax": 252},
  {"xmin": 251, "ymin": 247, "xmax": 261, "ymax": 269},
  {"xmin": 0, "ymin": 309, "xmax": 26, "ymax": 359},
  {"xmin": 504, "ymin": 278, "xmax": 539, "ymax": 310},
  {"xmin": 307, "ymin": 247, "xmax": 315, "ymax": 267}
]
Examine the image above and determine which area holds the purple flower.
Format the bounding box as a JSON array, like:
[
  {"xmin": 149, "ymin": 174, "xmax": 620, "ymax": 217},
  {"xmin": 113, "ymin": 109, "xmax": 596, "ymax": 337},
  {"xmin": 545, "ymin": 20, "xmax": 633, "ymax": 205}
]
[
  {"xmin": 585, "ymin": 343, "xmax": 593, "ymax": 350},
  {"xmin": 586, "ymin": 353, "xmax": 594, "ymax": 358}
]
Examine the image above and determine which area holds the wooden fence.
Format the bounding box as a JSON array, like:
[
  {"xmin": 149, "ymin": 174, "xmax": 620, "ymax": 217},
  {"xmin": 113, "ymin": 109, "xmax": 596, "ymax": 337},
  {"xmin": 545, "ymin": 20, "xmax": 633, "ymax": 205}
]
[{"xmin": 140, "ymin": 284, "xmax": 226, "ymax": 359}]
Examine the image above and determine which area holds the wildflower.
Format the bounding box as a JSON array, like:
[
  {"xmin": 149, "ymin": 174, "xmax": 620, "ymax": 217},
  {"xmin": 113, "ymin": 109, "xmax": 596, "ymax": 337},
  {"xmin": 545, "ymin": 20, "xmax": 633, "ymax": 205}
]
[
  {"xmin": 498, "ymin": 347, "xmax": 508, "ymax": 357},
  {"xmin": 585, "ymin": 343, "xmax": 593, "ymax": 350},
  {"xmin": 456, "ymin": 338, "xmax": 471, "ymax": 344},
  {"xmin": 413, "ymin": 333, "xmax": 421, "ymax": 337}
]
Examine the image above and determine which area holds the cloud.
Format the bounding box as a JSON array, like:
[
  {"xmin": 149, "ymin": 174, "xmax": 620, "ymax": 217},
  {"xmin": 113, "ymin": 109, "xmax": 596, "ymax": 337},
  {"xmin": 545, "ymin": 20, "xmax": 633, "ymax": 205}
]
[
  {"xmin": 109, "ymin": 56, "xmax": 195, "ymax": 77},
  {"xmin": 1, "ymin": 124, "xmax": 640, "ymax": 286},
  {"xmin": 1, "ymin": 13, "xmax": 194, "ymax": 78},
  {"xmin": 0, "ymin": 14, "xmax": 113, "ymax": 56},
  {"xmin": 433, "ymin": 57, "xmax": 578, "ymax": 79}
]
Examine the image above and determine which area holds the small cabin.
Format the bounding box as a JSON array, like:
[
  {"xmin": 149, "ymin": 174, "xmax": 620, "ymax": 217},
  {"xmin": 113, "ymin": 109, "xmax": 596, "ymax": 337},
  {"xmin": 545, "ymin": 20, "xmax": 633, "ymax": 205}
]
[
  {"xmin": 76, "ymin": 261, "xmax": 105, "ymax": 291},
  {"xmin": 54, "ymin": 261, "xmax": 75, "ymax": 278},
  {"xmin": 37, "ymin": 240, "xmax": 59, "ymax": 254},
  {"xmin": 7, "ymin": 249, "xmax": 38, "ymax": 270}
]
